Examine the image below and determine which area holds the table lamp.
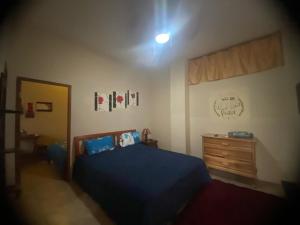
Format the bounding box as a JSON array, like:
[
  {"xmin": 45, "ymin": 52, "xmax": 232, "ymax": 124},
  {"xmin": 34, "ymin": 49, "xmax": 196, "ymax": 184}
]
[{"xmin": 142, "ymin": 128, "xmax": 151, "ymax": 142}]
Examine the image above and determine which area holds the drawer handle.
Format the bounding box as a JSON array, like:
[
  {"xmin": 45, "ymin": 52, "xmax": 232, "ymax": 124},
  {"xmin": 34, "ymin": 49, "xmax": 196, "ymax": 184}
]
[{"xmin": 221, "ymin": 142, "xmax": 230, "ymax": 146}]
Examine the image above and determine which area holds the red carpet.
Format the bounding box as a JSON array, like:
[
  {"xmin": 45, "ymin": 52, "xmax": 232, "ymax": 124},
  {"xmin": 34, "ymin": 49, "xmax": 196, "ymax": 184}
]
[{"xmin": 175, "ymin": 180, "xmax": 285, "ymax": 225}]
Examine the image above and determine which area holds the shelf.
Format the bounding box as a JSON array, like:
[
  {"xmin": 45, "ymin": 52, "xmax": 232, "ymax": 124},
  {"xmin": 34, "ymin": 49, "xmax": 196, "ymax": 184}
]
[
  {"xmin": 5, "ymin": 109, "xmax": 22, "ymax": 114},
  {"xmin": 4, "ymin": 148, "xmax": 17, "ymax": 153},
  {"xmin": 0, "ymin": 109, "xmax": 22, "ymax": 114}
]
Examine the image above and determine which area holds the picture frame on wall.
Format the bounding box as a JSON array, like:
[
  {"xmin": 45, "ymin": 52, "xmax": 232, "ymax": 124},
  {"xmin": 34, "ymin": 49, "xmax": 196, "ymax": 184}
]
[
  {"xmin": 36, "ymin": 102, "xmax": 52, "ymax": 112},
  {"xmin": 94, "ymin": 90, "xmax": 140, "ymax": 112}
]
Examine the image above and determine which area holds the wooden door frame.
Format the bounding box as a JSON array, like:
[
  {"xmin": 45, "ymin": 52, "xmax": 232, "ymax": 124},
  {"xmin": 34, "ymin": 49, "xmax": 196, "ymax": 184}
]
[{"xmin": 15, "ymin": 77, "xmax": 71, "ymax": 180}]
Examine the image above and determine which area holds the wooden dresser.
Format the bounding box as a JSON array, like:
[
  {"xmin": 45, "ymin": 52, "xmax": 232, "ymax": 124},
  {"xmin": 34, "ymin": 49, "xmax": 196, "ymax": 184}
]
[{"xmin": 202, "ymin": 134, "xmax": 257, "ymax": 178}]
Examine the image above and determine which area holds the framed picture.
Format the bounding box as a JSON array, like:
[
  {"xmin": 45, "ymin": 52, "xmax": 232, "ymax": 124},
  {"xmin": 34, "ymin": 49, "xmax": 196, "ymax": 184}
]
[{"xmin": 36, "ymin": 102, "xmax": 52, "ymax": 112}]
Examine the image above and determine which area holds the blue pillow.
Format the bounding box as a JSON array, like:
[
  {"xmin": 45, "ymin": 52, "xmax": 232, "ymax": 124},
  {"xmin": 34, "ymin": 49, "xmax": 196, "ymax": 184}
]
[
  {"xmin": 84, "ymin": 136, "xmax": 114, "ymax": 155},
  {"xmin": 131, "ymin": 131, "xmax": 141, "ymax": 143}
]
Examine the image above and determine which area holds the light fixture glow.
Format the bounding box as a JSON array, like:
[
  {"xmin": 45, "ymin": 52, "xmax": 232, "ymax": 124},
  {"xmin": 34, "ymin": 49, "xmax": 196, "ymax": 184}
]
[{"xmin": 155, "ymin": 33, "xmax": 170, "ymax": 44}]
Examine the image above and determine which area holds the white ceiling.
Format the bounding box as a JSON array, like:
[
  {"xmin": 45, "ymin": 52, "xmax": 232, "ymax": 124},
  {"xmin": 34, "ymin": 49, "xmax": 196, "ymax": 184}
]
[{"xmin": 17, "ymin": 0, "xmax": 287, "ymax": 69}]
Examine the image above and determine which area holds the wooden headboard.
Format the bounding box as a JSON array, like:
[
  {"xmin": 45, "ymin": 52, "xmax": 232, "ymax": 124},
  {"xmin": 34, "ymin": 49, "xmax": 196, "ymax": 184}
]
[{"xmin": 73, "ymin": 129, "xmax": 136, "ymax": 156}]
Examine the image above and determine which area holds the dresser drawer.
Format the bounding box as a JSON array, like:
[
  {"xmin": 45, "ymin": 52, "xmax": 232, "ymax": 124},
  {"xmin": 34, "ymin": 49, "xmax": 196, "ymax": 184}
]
[
  {"xmin": 202, "ymin": 134, "xmax": 256, "ymax": 178},
  {"xmin": 203, "ymin": 137, "xmax": 253, "ymax": 152},
  {"xmin": 204, "ymin": 147, "xmax": 253, "ymax": 162},
  {"xmin": 204, "ymin": 154, "xmax": 254, "ymax": 173}
]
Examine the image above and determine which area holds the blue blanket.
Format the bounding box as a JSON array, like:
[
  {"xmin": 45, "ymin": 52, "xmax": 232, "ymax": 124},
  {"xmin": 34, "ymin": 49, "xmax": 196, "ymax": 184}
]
[{"xmin": 73, "ymin": 143, "xmax": 210, "ymax": 225}]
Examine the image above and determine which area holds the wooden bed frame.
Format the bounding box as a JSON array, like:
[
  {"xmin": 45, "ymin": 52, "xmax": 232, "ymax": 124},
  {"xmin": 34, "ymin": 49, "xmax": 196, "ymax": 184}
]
[{"xmin": 73, "ymin": 129, "xmax": 136, "ymax": 156}]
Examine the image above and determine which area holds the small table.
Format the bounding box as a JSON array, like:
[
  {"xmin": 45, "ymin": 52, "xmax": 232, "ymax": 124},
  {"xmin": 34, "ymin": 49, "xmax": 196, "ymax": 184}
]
[
  {"xmin": 19, "ymin": 134, "xmax": 40, "ymax": 153},
  {"xmin": 142, "ymin": 139, "xmax": 158, "ymax": 148}
]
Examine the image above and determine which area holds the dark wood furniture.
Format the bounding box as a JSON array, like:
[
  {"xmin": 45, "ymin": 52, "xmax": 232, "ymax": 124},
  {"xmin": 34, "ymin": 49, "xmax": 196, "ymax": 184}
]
[
  {"xmin": 142, "ymin": 139, "xmax": 158, "ymax": 148},
  {"xmin": 202, "ymin": 133, "xmax": 257, "ymax": 178},
  {"xmin": 1, "ymin": 63, "xmax": 22, "ymax": 195},
  {"xmin": 0, "ymin": 68, "xmax": 6, "ymax": 192}
]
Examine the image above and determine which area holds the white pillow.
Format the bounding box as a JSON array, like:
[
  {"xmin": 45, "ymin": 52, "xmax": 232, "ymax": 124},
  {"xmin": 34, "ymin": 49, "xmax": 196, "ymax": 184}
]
[{"xmin": 120, "ymin": 132, "xmax": 135, "ymax": 147}]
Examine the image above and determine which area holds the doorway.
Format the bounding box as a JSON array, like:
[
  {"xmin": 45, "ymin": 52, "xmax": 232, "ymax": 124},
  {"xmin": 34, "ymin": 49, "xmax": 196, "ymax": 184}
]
[{"xmin": 15, "ymin": 77, "xmax": 71, "ymax": 182}]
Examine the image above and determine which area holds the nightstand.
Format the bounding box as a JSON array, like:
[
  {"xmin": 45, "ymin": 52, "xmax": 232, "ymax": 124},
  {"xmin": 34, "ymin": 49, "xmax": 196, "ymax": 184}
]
[{"xmin": 142, "ymin": 139, "xmax": 158, "ymax": 148}]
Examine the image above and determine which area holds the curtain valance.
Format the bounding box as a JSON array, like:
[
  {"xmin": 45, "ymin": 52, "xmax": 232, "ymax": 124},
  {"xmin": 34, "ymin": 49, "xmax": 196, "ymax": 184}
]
[{"xmin": 188, "ymin": 32, "xmax": 283, "ymax": 85}]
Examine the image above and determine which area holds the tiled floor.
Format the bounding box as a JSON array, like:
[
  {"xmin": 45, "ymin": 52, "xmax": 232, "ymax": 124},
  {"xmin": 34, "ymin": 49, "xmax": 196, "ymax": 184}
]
[
  {"xmin": 11, "ymin": 160, "xmax": 285, "ymax": 225},
  {"xmin": 12, "ymin": 160, "xmax": 113, "ymax": 225}
]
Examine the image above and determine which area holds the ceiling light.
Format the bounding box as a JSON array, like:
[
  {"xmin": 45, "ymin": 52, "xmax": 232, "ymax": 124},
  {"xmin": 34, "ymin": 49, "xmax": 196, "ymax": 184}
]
[{"xmin": 155, "ymin": 33, "xmax": 170, "ymax": 44}]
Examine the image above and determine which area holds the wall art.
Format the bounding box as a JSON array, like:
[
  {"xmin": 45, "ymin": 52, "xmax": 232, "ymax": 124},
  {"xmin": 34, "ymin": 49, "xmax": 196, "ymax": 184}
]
[
  {"xmin": 25, "ymin": 102, "xmax": 35, "ymax": 118},
  {"xmin": 95, "ymin": 90, "xmax": 139, "ymax": 112},
  {"xmin": 213, "ymin": 95, "xmax": 244, "ymax": 120},
  {"xmin": 129, "ymin": 90, "xmax": 139, "ymax": 107},
  {"xmin": 36, "ymin": 102, "xmax": 53, "ymax": 112},
  {"xmin": 115, "ymin": 91, "xmax": 125, "ymax": 110},
  {"xmin": 95, "ymin": 93, "xmax": 110, "ymax": 112}
]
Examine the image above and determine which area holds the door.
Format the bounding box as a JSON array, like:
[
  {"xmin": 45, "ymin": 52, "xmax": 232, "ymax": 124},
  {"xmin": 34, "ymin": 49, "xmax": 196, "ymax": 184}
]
[{"xmin": 0, "ymin": 64, "xmax": 7, "ymax": 192}]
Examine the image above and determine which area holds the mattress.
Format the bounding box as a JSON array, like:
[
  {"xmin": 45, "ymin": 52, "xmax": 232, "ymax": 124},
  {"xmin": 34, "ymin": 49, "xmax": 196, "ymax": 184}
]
[{"xmin": 73, "ymin": 143, "xmax": 211, "ymax": 225}]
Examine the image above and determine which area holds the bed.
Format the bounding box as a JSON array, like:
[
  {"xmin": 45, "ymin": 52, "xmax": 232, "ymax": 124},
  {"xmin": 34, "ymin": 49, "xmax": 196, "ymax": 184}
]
[{"xmin": 73, "ymin": 129, "xmax": 211, "ymax": 225}]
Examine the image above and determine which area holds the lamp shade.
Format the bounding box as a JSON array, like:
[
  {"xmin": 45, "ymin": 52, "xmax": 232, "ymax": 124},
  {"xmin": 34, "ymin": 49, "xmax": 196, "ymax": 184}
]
[{"xmin": 142, "ymin": 128, "xmax": 151, "ymax": 141}]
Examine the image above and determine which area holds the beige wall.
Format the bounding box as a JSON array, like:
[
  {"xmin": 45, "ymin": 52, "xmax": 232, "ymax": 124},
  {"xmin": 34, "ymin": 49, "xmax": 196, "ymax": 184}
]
[
  {"xmin": 160, "ymin": 28, "xmax": 299, "ymax": 184},
  {"xmin": 3, "ymin": 1, "xmax": 300, "ymax": 185},
  {"xmin": 4, "ymin": 25, "xmax": 153, "ymax": 174},
  {"xmin": 20, "ymin": 81, "xmax": 68, "ymax": 145},
  {"xmin": 149, "ymin": 69, "xmax": 171, "ymax": 150},
  {"xmin": 170, "ymin": 27, "xmax": 300, "ymax": 184},
  {"xmin": 170, "ymin": 60, "xmax": 189, "ymax": 154}
]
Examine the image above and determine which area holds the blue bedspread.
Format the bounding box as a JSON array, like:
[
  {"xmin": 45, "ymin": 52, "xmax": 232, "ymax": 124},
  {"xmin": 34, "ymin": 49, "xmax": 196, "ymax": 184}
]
[{"xmin": 73, "ymin": 143, "xmax": 211, "ymax": 225}]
